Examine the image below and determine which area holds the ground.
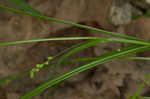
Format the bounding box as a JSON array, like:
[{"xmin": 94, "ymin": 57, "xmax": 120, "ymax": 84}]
[{"xmin": 0, "ymin": 0, "xmax": 150, "ymax": 99}]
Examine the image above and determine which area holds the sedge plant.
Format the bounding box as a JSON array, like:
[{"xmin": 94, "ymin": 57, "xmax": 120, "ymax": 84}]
[{"xmin": 0, "ymin": 1, "xmax": 150, "ymax": 99}]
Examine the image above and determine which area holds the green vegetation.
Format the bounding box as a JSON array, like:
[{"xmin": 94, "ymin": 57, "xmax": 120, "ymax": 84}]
[{"xmin": 0, "ymin": 0, "xmax": 150, "ymax": 99}]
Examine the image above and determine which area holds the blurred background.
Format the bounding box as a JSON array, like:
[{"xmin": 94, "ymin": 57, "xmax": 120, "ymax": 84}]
[{"xmin": 0, "ymin": 0, "xmax": 150, "ymax": 99}]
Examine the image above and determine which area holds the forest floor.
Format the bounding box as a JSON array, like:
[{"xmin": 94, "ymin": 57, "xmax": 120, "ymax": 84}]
[{"xmin": 1, "ymin": 0, "xmax": 150, "ymax": 99}]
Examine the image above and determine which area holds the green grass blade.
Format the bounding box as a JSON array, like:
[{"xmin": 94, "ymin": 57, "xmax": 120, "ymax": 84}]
[
  {"xmin": 68, "ymin": 56, "xmax": 150, "ymax": 62},
  {"xmin": 53, "ymin": 40, "xmax": 94, "ymax": 58},
  {"xmin": 47, "ymin": 39, "xmax": 106, "ymax": 80},
  {"xmin": 0, "ymin": 37, "xmax": 99, "ymax": 46},
  {"xmin": 7, "ymin": 0, "xmax": 41, "ymax": 15},
  {"xmin": 2, "ymin": 53, "xmax": 150, "ymax": 86},
  {"xmin": 0, "ymin": 57, "xmax": 93, "ymax": 85},
  {"xmin": 126, "ymin": 94, "xmax": 150, "ymax": 99},
  {"xmin": 2, "ymin": 56, "xmax": 149, "ymax": 85},
  {"xmin": 0, "ymin": 71, "xmax": 27, "ymax": 85},
  {"xmin": 124, "ymin": 57, "xmax": 150, "ymax": 60},
  {"xmin": 20, "ymin": 45, "xmax": 150, "ymax": 99},
  {"xmin": 110, "ymin": 38, "xmax": 150, "ymax": 46},
  {"xmin": 57, "ymin": 56, "xmax": 150, "ymax": 63},
  {"xmin": 63, "ymin": 57, "xmax": 98, "ymax": 63},
  {"xmin": 1, "ymin": 36, "xmax": 150, "ymax": 47},
  {"xmin": 4, "ymin": 56, "xmax": 150, "ymax": 85},
  {"xmin": 0, "ymin": 57, "xmax": 94, "ymax": 85},
  {"xmin": 131, "ymin": 73, "xmax": 150, "ymax": 99},
  {"xmin": 56, "ymin": 39, "xmax": 107, "ymax": 66},
  {"xmin": 0, "ymin": 5, "xmax": 141, "ymax": 40}
]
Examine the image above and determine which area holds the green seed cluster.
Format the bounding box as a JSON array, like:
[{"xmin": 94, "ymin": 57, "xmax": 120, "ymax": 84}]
[{"xmin": 30, "ymin": 57, "xmax": 53, "ymax": 79}]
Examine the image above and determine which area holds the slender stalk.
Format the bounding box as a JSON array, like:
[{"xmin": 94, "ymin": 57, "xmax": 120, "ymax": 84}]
[
  {"xmin": 1, "ymin": 36, "xmax": 150, "ymax": 46},
  {"xmin": 20, "ymin": 45, "xmax": 150, "ymax": 99},
  {"xmin": 132, "ymin": 73, "xmax": 150, "ymax": 99},
  {"xmin": 0, "ymin": 5, "xmax": 142, "ymax": 40},
  {"xmin": 0, "ymin": 37, "xmax": 101, "ymax": 46},
  {"xmin": 110, "ymin": 38, "xmax": 150, "ymax": 46},
  {"xmin": 125, "ymin": 57, "xmax": 150, "ymax": 60}
]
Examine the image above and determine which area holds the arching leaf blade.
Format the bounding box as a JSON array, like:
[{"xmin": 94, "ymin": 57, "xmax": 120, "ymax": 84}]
[
  {"xmin": 7, "ymin": 0, "xmax": 41, "ymax": 15},
  {"xmin": 20, "ymin": 45, "xmax": 150, "ymax": 99}
]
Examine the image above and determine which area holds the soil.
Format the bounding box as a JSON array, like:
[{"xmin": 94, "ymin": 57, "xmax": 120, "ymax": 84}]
[{"xmin": 0, "ymin": 0, "xmax": 150, "ymax": 99}]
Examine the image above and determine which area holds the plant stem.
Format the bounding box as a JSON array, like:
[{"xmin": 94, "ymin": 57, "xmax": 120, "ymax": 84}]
[{"xmin": 0, "ymin": 5, "xmax": 142, "ymax": 40}]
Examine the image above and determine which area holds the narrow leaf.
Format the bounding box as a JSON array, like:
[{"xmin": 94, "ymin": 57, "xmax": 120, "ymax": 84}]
[
  {"xmin": 126, "ymin": 94, "xmax": 150, "ymax": 99},
  {"xmin": 20, "ymin": 45, "xmax": 150, "ymax": 99},
  {"xmin": 7, "ymin": 0, "xmax": 41, "ymax": 15},
  {"xmin": 132, "ymin": 72, "xmax": 150, "ymax": 99},
  {"xmin": 0, "ymin": 72, "xmax": 27, "ymax": 85},
  {"xmin": 0, "ymin": 5, "xmax": 141, "ymax": 40},
  {"xmin": 124, "ymin": 57, "xmax": 150, "ymax": 60},
  {"xmin": 0, "ymin": 37, "xmax": 99, "ymax": 46},
  {"xmin": 1, "ymin": 36, "xmax": 150, "ymax": 47},
  {"xmin": 47, "ymin": 39, "xmax": 106, "ymax": 80}
]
